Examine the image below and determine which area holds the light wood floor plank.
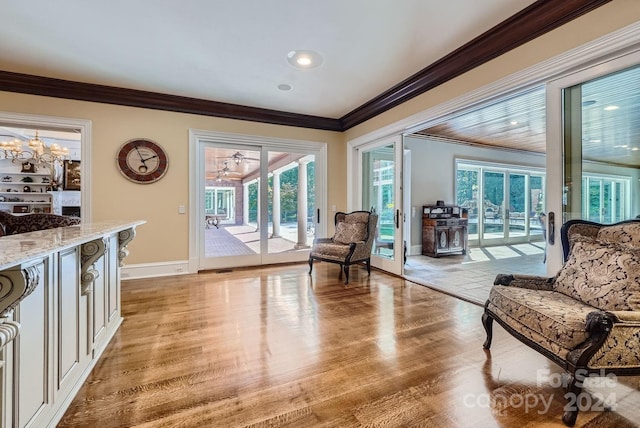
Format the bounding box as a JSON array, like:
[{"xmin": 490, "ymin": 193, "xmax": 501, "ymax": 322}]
[{"xmin": 58, "ymin": 263, "xmax": 640, "ymax": 427}]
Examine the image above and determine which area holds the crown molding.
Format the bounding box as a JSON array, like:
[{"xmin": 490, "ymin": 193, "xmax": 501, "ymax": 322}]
[
  {"xmin": 0, "ymin": 71, "xmax": 343, "ymax": 132},
  {"xmin": 0, "ymin": 0, "xmax": 611, "ymax": 132},
  {"xmin": 339, "ymin": 0, "xmax": 612, "ymax": 130}
]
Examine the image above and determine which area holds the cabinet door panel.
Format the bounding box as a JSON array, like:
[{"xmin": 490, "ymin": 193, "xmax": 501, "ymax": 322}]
[
  {"xmin": 107, "ymin": 235, "xmax": 120, "ymax": 323},
  {"xmin": 448, "ymin": 227, "xmax": 465, "ymax": 251},
  {"xmin": 92, "ymin": 254, "xmax": 107, "ymax": 352},
  {"xmin": 56, "ymin": 246, "xmax": 89, "ymax": 398},
  {"xmin": 436, "ymin": 228, "xmax": 449, "ymax": 251},
  {"xmin": 15, "ymin": 259, "xmax": 51, "ymax": 428}
]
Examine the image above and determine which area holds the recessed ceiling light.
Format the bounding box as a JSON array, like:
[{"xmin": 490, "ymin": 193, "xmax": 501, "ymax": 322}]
[
  {"xmin": 278, "ymin": 84, "xmax": 292, "ymax": 91},
  {"xmin": 510, "ymin": 120, "xmax": 519, "ymax": 125},
  {"xmin": 287, "ymin": 50, "xmax": 323, "ymax": 69},
  {"xmin": 604, "ymin": 105, "xmax": 619, "ymax": 111}
]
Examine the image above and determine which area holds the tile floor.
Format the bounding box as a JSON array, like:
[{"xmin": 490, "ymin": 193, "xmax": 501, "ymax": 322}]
[
  {"xmin": 403, "ymin": 242, "xmax": 548, "ymax": 306},
  {"xmin": 204, "ymin": 223, "xmax": 313, "ymax": 258}
]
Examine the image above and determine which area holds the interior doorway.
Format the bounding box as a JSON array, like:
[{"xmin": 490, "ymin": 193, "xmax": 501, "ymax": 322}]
[{"xmin": 0, "ymin": 113, "xmax": 90, "ymax": 221}]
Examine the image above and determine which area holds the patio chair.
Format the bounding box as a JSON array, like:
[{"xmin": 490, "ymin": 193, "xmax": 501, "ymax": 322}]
[{"xmin": 308, "ymin": 210, "xmax": 377, "ymax": 284}]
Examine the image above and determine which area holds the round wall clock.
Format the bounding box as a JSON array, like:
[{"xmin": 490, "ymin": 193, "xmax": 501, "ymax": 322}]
[{"xmin": 116, "ymin": 138, "xmax": 169, "ymax": 184}]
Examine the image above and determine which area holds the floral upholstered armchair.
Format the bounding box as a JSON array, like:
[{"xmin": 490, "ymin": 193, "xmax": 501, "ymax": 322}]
[
  {"xmin": 308, "ymin": 210, "xmax": 378, "ymax": 284},
  {"xmin": 0, "ymin": 210, "xmax": 81, "ymax": 236},
  {"xmin": 482, "ymin": 219, "xmax": 640, "ymax": 426}
]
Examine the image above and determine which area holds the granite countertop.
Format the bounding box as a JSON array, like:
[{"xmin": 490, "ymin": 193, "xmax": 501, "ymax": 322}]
[{"xmin": 0, "ymin": 220, "xmax": 145, "ymax": 271}]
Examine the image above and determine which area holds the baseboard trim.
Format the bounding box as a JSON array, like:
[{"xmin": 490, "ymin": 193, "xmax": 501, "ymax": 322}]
[{"xmin": 121, "ymin": 260, "xmax": 191, "ymax": 280}]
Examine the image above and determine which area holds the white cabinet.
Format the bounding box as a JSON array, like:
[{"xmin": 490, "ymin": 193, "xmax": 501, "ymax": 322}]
[
  {"xmin": 0, "ymin": 172, "xmax": 52, "ymax": 214},
  {"xmin": 0, "ymin": 222, "xmax": 142, "ymax": 428}
]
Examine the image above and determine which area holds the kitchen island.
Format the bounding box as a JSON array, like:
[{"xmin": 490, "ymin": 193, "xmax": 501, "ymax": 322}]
[{"xmin": 0, "ymin": 220, "xmax": 144, "ymax": 428}]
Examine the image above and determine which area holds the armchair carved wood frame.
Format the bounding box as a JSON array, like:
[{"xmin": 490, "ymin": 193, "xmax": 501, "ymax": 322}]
[
  {"xmin": 308, "ymin": 210, "xmax": 378, "ymax": 284},
  {"xmin": 482, "ymin": 219, "xmax": 640, "ymax": 426}
]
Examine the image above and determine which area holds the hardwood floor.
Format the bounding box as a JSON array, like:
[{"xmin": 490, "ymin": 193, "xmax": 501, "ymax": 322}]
[{"xmin": 58, "ymin": 262, "xmax": 640, "ymax": 427}]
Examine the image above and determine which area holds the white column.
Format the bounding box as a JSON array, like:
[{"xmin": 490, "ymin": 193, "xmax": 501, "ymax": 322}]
[
  {"xmin": 271, "ymin": 171, "xmax": 281, "ymax": 238},
  {"xmin": 295, "ymin": 160, "xmax": 309, "ymax": 249},
  {"xmin": 242, "ymin": 182, "xmax": 249, "ymax": 226},
  {"xmin": 255, "ymin": 178, "xmax": 260, "ymax": 232}
]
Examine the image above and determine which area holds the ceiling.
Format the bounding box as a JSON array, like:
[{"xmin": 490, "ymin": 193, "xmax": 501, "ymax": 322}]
[
  {"xmin": 203, "ymin": 148, "xmax": 307, "ymax": 184},
  {"xmin": 414, "ymin": 65, "xmax": 640, "ymax": 168},
  {"xmin": 3, "ymin": 1, "xmax": 634, "ymax": 174},
  {"xmin": 0, "ymin": 0, "xmax": 538, "ymax": 119}
]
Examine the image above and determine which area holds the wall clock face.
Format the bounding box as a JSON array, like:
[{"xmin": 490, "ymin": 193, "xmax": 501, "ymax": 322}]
[{"xmin": 117, "ymin": 138, "xmax": 168, "ymax": 184}]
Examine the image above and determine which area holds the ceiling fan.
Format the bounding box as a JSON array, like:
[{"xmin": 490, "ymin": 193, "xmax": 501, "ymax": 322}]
[
  {"xmin": 219, "ymin": 160, "xmax": 243, "ymax": 176},
  {"xmin": 230, "ymin": 151, "xmax": 259, "ymax": 165},
  {"xmin": 209, "ymin": 161, "xmax": 243, "ymax": 183}
]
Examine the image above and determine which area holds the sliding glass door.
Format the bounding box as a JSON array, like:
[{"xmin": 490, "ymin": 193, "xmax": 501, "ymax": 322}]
[
  {"xmin": 191, "ymin": 132, "xmax": 325, "ymax": 271},
  {"xmin": 200, "ymin": 144, "xmax": 262, "ymax": 268},
  {"xmin": 546, "ymin": 52, "xmax": 640, "ymax": 273},
  {"xmin": 481, "ymin": 170, "xmax": 505, "ymax": 244},
  {"xmin": 457, "ymin": 160, "xmax": 545, "ymax": 247},
  {"xmin": 360, "ymin": 136, "xmax": 404, "ymax": 276},
  {"xmin": 266, "ymin": 150, "xmax": 317, "ymax": 259}
]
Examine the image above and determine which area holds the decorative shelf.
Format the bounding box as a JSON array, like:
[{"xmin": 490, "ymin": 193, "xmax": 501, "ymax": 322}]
[
  {"xmin": 0, "ymin": 192, "xmax": 51, "ymax": 196},
  {"xmin": 0, "ymin": 202, "xmax": 50, "ymax": 205}
]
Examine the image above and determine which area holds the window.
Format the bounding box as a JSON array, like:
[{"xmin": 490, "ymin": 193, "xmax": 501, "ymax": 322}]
[
  {"xmin": 204, "ymin": 187, "xmax": 235, "ymax": 222},
  {"xmin": 456, "ymin": 160, "xmax": 545, "ymax": 244},
  {"xmin": 581, "ymin": 174, "xmax": 630, "ymax": 223}
]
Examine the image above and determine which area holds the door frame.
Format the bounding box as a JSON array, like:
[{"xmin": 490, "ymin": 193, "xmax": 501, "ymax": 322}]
[{"xmin": 188, "ymin": 129, "xmax": 327, "ymax": 272}]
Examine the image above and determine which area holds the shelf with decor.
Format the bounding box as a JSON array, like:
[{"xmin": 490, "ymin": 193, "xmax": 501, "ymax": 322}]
[
  {"xmin": 0, "ymin": 172, "xmax": 53, "ymax": 214},
  {"xmin": 0, "ymin": 195, "xmax": 52, "ymax": 214}
]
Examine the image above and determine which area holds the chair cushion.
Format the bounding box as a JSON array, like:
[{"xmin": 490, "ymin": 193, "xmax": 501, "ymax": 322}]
[
  {"xmin": 488, "ymin": 286, "xmax": 595, "ymax": 351},
  {"xmin": 334, "ymin": 221, "xmax": 366, "ymax": 245},
  {"xmin": 310, "ymin": 242, "xmax": 353, "ymax": 261},
  {"xmin": 554, "ymin": 237, "xmax": 640, "ymax": 311},
  {"xmin": 597, "ymin": 222, "xmax": 640, "ymax": 248}
]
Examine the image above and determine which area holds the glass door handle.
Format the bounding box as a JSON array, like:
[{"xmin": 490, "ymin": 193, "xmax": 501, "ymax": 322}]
[{"xmin": 395, "ymin": 209, "xmax": 400, "ymax": 228}]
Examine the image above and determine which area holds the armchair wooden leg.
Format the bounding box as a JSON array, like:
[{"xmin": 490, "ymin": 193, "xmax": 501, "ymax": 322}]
[
  {"xmin": 343, "ymin": 265, "xmax": 350, "ymax": 284},
  {"xmin": 308, "ymin": 257, "xmax": 314, "ymax": 274},
  {"xmin": 562, "ymin": 371, "xmax": 585, "ymax": 427},
  {"xmin": 365, "ymin": 259, "xmax": 371, "ymax": 275},
  {"xmin": 482, "ymin": 310, "xmax": 493, "ymax": 350}
]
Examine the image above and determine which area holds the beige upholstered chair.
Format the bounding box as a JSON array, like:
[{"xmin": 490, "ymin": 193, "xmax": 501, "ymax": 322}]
[
  {"xmin": 0, "ymin": 210, "xmax": 81, "ymax": 236},
  {"xmin": 482, "ymin": 219, "xmax": 640, "ymax": 426},
  {"xmin": 308, "ymin": 210, "xmax": 378, "ymax": 284}
]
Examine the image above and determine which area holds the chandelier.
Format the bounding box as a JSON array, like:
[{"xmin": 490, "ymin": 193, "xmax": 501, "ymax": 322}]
[{"xmin": 0, "ymin": 131, "xmax": 70, "ymax": 169}]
